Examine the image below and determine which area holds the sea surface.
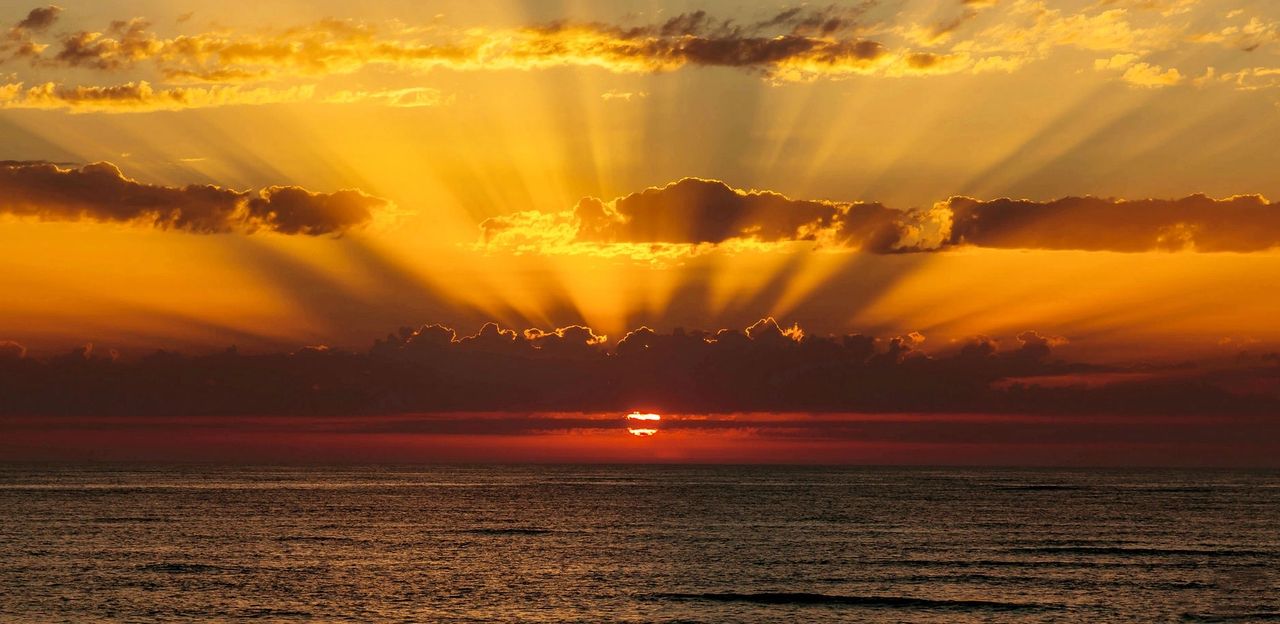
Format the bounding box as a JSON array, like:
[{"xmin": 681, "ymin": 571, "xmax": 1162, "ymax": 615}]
[{"xmin": 0, "ymin": 465, "xmax": 1277, "ymax": 623}]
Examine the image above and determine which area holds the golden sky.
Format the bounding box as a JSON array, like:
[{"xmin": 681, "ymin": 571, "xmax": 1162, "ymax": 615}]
[{"xmin": 3, "ymin": 0, "xmax": 1280, "ymax": 362}]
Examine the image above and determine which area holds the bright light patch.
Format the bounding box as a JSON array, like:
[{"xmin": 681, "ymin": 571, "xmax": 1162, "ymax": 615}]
[{"xmin": 626, "ymin": 411, "xmax": 661, "ymax": 437}]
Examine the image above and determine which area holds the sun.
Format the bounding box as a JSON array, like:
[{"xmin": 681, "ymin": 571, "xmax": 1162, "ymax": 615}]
[{"xmin": 626, "ymin": 411, "xmax": 661, "ymax": 437}]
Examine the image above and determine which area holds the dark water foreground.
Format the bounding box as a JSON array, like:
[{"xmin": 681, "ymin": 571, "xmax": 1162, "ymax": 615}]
[{"xmin": 1, "ymin": 465, "xmax": 1277, "ymax": 623}]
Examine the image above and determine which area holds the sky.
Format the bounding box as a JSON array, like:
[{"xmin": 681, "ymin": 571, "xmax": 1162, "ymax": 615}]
[{"xmin": 2, "ymin": 0, "xmax": 1280, "ymax": 464}]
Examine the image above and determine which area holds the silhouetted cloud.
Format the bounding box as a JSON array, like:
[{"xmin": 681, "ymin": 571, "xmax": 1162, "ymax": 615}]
[
  {"xmin": 2, "ymin": 5, "xmax": 62, "ymax": 60},
  {"xmin": 0, "ymin": 161, "xmax": 386, "ymax": 235},
  {"xmin": 942, "ymin": 194, "xmax": 1280, "ymax": 252},
  {"xmin": 480, "ymin": 178, "xmax": 938, "ymax": 259},
  {"xmin": 481, "ymin": 179, "xmax": 1280, "ymax": 257},
  {"xmin": 15, "ymin": 5, "xmax": 60, "ymax": 32},
  {"xmin": 3, "ymin": 318, "xmax": 1276, "ymax": 418}
]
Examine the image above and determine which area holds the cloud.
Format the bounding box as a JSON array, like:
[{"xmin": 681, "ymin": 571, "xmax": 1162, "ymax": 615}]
[
  {"xmin": 2, "ymin": 5, "xmax": 62, "ymax": 60},
  {"xmin": 479, "ymin": 178, "xmax": 936, "ymax": 260},
  {"xmin": 7, "ymin": 8, "xmax": 890, "ymax": 82},
  {"xmin": 54, "ymin": 17, "xmax": 158, "ymax": 70},
  {"xmin": 324, "ymin": 86, "xmax": 450, "ymax": 108},
  {"xmin": 0, "ymin": 340, "xmax": 26, "ymax": 360},
  {"xmin": 2, "ymin": 317, "xmax": 1276, "ymax": 418},
  {"xmin": 941, "ymin": 194, "xmax": 1280, "ymax": 252},
  {"xmin": 0, "ymin": 80, "xmax": 454, "ymax": 112},
  {"xmin": 1, "ymin": 4, "xmax": 1179, "ymax": 88},
  {"xmin": 1120, "ymin": 62, "xmax": 1183, "ymax": 87},
  {"xmin": 0, "ymin": 3, "xmax": 1262, "ymax": 101},
  {"xmin": 0, "ymin": 161, "xmax": 386, "ymax": 235},
  {"xmin": 15, "ymin": 5, "xmax": 61, "ymax": 32},
  {"xmin": 480, "ymin": 179, "xmax": 1280, "ymax": 257},
  {"xmin": 0, "ymin": 80, "xmax": 317, "ymax": 112},
  {"xmin": 600, "ymin": 89, "xmax": 646, "ymax": 102}
]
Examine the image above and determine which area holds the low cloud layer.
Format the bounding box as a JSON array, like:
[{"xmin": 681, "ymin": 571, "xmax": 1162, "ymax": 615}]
[
  {"xmin": 0, "ymin": 161, "xmax": 387, "ymax": 235},
  {"xmin": 2, "ymin": 318, "xmax": 1276, "ymax": 418},
  {"xmin": 480, "ymin": 179, "xmax": 1280, "ymax": 258}
]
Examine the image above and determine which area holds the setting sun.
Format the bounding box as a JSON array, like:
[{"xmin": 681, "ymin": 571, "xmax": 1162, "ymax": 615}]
[{"xmin": 626, "ymin": 412, "xmax": 662, "ymax": 437}]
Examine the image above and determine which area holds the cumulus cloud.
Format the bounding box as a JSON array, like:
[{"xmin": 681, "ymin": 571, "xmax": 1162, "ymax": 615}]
[
  {"xmin": 2, "ymin": 317, "xmax": 1276, "ymax": 417},
  {"xmin": 0, "ymin": 161, "xmax": 386, "ymax": 235},
  {"xmin": 1093, "ymin": 53, "xmax": 1187, "ymax": 88},
  {"xmin": 480, "ymin": 179, "xmax": 1280, "ymax": 257},
  {"xmin": 54, "ymin": 17, "xmax": 158, "ymax": 70},
  {"xmin": 2, "ymin": 5, "xmax": 62, "ymax": 59},
  {"xmin": 480, "ymin": 178, "xmax": 938, "ymax": 260},
  {"xmin": 15, "ymin": 5, "xmax": 60, "ymax": 32}
]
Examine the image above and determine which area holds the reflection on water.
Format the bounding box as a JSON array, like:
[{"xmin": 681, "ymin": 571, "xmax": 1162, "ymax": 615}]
[{"xmin": 1, "ymin": 465, "xmax": 1277, "ymax": 622}]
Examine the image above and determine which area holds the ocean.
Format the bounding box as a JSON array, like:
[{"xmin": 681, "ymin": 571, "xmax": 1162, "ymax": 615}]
[{"xmin": 1, "ymin": 465, "xmax": 1276, "ymax": 622}]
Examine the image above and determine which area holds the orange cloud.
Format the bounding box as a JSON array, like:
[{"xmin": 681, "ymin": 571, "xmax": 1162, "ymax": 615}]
[
  {"xmin": 0, "ymin": 161, "xmax": 387, "ymax": 235},
  {"xmin": 0, "ymin": 80, "xmax": 316, "ymax": 112}
]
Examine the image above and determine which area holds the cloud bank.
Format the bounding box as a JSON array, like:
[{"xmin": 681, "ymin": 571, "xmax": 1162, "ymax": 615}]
[
  {"xmin": 2, "ymin": 318, "xmax": 1276, "ymax": 418},
  {"xmin": 480, "ymin": 178, "xmax": 1280, "ymax": 258},
  {"xmin": 0, "ymin": 161, "xmax": 387, "ymax": 235}
]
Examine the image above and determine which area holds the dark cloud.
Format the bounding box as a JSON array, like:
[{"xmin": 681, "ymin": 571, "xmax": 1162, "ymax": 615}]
[
  {"xmin": 0, "ymin": 161, "xmax": 386, "ymax": 235},
  {"xmin": 22, "ymin": 7, "xmax": 895, "ymax": 82},
  {"xmin": 3, "ymin": 5, "xmax": 62, "ymax": 59},
  {"xmin": 529, "ymin": 8, "xmax": 891, "ymax": 75},
  {"xmin": 3, "ymin": 318, "xmax": 1277, "ymax": 418},
  {"xmin": 15, "ymin": 5, "xmax": 61, "ymax": 32},
  {"xmin": 943, "ymin": 194, "xmax": 1280, "ymax": 252},
  {"xmin": 483, "ymin": 178, "xmax": 929, "ymax": 254},
  {"xmin": 484, "ymin": 179, "xmax": 1280, "ymax": 256},
  {"xmin": 52, "ymin": 18, "xmax": 160, "ymax": 69},
  {"xmin": 581, "ymin": 6, "xmax": 874, "ymax": 41}
]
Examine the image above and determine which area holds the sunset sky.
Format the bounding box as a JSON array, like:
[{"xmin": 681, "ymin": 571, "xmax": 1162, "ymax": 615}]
[{"xmin": 2, "ymin": 0, "xmax": 1280, "ymax": 464}]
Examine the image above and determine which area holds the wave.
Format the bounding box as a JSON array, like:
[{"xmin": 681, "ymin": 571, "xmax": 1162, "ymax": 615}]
[
  {"xmin": 137, "ymin": 563, "xmax": 225, "ymax": 574},
  {"xmin": 239, "ymin": 608, "xmax": 313, "ymax": 619},
  {"xmin": 886, "ymin": 557, "xmax": 1268, "ymax": 569},
  {"xmin": 878, "ymin": 573, "xmax": 1216, "ymax": 590},
  {"xmin": 652, "ymin": 592, "xmax": 1062, "ymax": 612},
  {"xmin": 1181, "ymin": 613, "xmax": 1280, "ymax": 622},
  {"xmin": 996, "ymin": 485, "xmax": 1087, "ymax": 491},
  {"xmin": 1014, "ymin": 546, "xmax": 1272, "ymax": 557},
  {"xmin": 462, "ymin": 528, "xmax": 555, "ymax": 535},
  {"xmin": 275, "ymin": 535, "xmax": 361, "ymax": 543}
]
